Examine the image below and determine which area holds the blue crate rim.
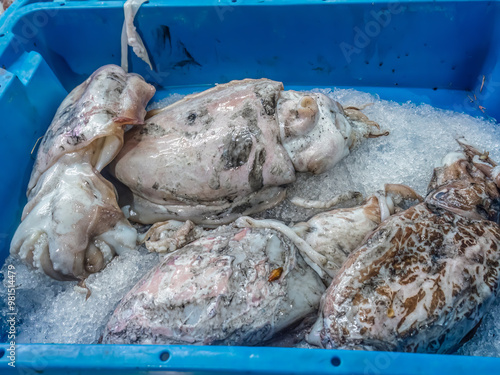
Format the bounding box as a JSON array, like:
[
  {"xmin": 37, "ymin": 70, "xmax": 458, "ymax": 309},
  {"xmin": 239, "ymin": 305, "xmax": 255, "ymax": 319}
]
[
  {"xmin": 1, "ymin": 0, "xmax": 500, "ymax": 373},
  {"xmin": 2, "ymin": 343, "xmax": 500, "ymax": 373}
]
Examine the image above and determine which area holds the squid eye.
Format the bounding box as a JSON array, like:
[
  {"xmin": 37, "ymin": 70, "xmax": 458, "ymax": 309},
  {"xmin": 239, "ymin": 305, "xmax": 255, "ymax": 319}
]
[{"xmin": 433, "ymin": 191, "xmax": 447, "ymax": 200}]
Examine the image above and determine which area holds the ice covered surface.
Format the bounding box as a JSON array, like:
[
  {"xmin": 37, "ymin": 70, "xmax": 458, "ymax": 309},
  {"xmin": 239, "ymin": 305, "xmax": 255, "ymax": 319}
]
[
  {"xmin": 2, "ymin": 87, "xmax": 500, "ymax": 353},
  {"xmin": 0, "ymin": 247, "xmax": 159, "ymax": 344},
  {"xmin": 146, "ymin": 93, "xmax": 186, "ymax": 111}
]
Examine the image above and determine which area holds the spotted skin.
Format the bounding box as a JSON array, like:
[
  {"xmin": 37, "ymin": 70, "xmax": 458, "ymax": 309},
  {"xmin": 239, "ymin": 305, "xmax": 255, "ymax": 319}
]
[{"xmin": 317, "ymin": 143, "xmax": 500, "ymax": 353}]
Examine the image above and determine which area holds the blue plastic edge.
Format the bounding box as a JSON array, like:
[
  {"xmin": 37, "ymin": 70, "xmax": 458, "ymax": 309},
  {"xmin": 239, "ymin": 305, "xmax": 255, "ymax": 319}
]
[{"xmin": 1, "ymin": 343, "xmax": 500, "ymax": 374}]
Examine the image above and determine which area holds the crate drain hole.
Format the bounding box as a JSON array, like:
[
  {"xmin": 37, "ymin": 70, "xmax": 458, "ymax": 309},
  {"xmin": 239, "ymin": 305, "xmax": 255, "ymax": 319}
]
[
  {"xmin": 331, "ymin": 356, "xmax": 341, "ymax": 367},
  {"xmin": 160, "ymin": 351, "xmax": 170, "ymax": 361}
]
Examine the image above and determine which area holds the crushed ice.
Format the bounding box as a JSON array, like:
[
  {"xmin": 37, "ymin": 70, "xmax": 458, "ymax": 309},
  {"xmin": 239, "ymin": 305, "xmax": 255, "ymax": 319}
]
[{"xmin": 0, "ymin": 247, "xmax": 158, "ymax": 344}]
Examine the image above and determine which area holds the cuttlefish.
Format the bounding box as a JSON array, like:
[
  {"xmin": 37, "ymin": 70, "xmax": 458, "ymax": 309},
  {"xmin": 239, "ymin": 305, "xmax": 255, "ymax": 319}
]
[
  {"xmin": 309, "ymin": 140, "xmax": 500, "ymax": 353},
  {"xmin": 10, "ymin": 65, "xmax": 155, "ymax": 281}
]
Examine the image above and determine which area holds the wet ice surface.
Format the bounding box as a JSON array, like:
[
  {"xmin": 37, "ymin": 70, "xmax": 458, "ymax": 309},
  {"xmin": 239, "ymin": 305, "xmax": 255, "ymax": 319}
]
[
  {"xmin": 2, "ymin": 87, "xmax": 500, "ymax": 354},
  {"xmin": 0, "ymin": 247, "xmax": 159, "ymax": 344},
  {"xmin": 146, "ymin": 92, "xmax": 186, "ymax": 111}
]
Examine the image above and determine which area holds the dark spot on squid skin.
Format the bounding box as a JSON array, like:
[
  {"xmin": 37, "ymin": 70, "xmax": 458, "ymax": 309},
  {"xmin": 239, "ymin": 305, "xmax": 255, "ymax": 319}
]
[
  {"xmin": 183, "ymin": 131, "xmax": 199, "ymax": 139},
  {"xmin": 186, "ymin": 107, "xmax": 210, "ymax": 127},
  {"xmin": 139, "ymin": 123, "xmax": 168, "ymax": 137},
  {"xmin": 57, "ymin": 103, "xmax": 79, "ymax": 125},
  {"xmin": 187, "ymin": 112, "xmax": 197, "ymax": 124},
  {"xmin": 283, "ymin": 122, "xmax": 292, "ymax": 138},
  {"xmin": 286, "ymin": 108, "xmax": 300, "ymax": 120},
  {"xmin": 221, "ymin": 130, "xmax": 254, "ymax": 169},
  {"xmin": 66, "ymin": 132, "xmax": 87, "ymax": 146},
  {"xmin": 261, "ymin": 94, "xmax": 277, "ymax": 116},
  {"xmin": 249, "ymin": 148, "xmax": 266, "ymax": 191},
  {"xmin": 253, "ymin": 86, "xmax": 278, "ymax": 117},
  {"xmin": 106, "ymin": 72, "xmax": 125, "ymax": 84},
  {"xmin": 38, "ymin": 131, "xmax": 53, "ymax": 154},
  {"xmin": 199, "ymin": 108, "xmax": 210, "ymax": 120},
  {"xmin": 240, "ymin": 105, "xmax": 255, "ymax": 120},
  {"xmin": 205, "ymin": 116, "xmax": 214, "ymax": 127},
  {"xmin": 231, "ymin": 104, "xmax": 261, "ymax": 137},
  {"xmin": 40, "ymin": 101, "xmax": 80, "ymax": 153},
  {"xmin": 113, "ymin": 85, "xmax": 124, "ymax": 95},
  {"xmin": 152, "ymin": 182, "xmax": 159, "ymax": 190}
]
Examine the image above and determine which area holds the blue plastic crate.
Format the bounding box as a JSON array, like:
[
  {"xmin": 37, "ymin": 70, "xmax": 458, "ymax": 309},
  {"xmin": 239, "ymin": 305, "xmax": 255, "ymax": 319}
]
[{"xmin": 0, "ymin": 0, "xmax": 499, "ymax": 373}]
